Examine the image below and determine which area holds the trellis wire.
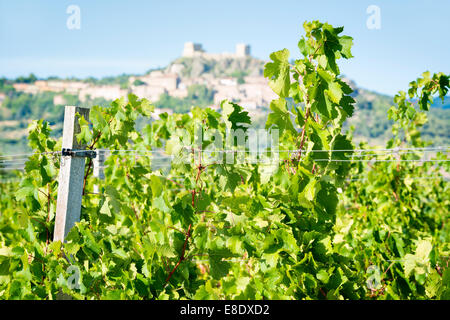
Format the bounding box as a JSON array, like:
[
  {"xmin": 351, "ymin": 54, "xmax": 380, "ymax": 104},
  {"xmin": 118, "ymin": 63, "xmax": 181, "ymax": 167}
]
[
  {"xmin": 1, "ymin": 145, "xmax": 449, "ymax": 172},
  {"xmin": 346, "ymin": 176, "xmax": 450, "ymax": 182},
  {"xmin": 183, "ymin": 146, "xmax": 449, "ymax": 154},
  {"xmin": 1, "ymin": 158, "xmax": 450, "ymax": 171},
  {"xmin": 2, "ymin": 145, "xmax": 448, "ymax": 159}
]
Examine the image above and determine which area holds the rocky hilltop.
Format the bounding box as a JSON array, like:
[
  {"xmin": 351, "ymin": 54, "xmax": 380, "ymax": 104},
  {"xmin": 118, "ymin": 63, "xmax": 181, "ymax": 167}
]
[
  {"xmin": 5, "ymin": 42, "xmax": 394, "ymax": 115},
  {"xmin": 0, "ymin": 43, "xmax": 448, "ymax": 153}
]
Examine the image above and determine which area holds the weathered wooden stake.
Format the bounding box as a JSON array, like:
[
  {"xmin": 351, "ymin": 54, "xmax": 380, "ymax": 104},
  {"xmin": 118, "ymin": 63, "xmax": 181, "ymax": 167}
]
[{"xmin": 53, "ymin": 106, "xmax": 90, "ymax": 242}]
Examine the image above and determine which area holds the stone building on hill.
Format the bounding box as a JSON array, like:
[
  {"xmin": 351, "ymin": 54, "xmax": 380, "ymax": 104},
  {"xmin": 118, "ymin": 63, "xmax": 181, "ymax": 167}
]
[
  {"xmin": 182, "ymin": 42, "xmax": 251, "ymax": 59},
  {"xmin": 10, "ymin": 41, "xmax": 274, "ymax": 110},
  {"xmin": 182, "ymin": 42, "xmax": 205, "ymax": 57},
  {"xmin": 236, "ymin": 43, "xmax": 251, "ymax": 57}
]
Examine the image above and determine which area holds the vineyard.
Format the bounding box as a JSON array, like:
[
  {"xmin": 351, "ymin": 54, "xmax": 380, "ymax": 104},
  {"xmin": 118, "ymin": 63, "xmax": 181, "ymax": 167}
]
[{"xmin": 0, "ymin": 21, "xmax": 449, "ymax": 300}]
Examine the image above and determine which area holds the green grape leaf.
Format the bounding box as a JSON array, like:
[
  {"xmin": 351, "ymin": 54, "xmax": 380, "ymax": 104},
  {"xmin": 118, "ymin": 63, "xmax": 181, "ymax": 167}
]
[
  {"xmin": 326, "ymin": 81, "xmax": 343, "ymax": 104},
  {"xmin": 208, "ymin": 250, "xmax": 232, "ymax": 280},
  {"xmin": 76, "ymin": 115, "xmax": 93, "ymax": 145},
  {"xmin": 264, "ymin": 49, "xmax": 291, "ymax": 97},
  {"xmin": 265, "ymin": 98, "xmax": 296, "ymax": 136},
  {"xmin": 221, "ymin": 100, "xmax": 251, "ymax": 131}
]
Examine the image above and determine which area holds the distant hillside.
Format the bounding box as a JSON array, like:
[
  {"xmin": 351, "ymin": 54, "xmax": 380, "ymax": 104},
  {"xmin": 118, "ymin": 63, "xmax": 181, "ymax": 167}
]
[
  {"xmin": 169, "ymin": 56, "xmax": 264, "ymax": 79},
  {"xmin": 0, "ymin": 55, "xmax": 449, "ymax": 154},
  {"xmin": 343, "ymin": 80, "xmax": 450, "ymax": 146},
  {"xmin": 431, "ymin": 95, "xmax": 450, "ymax": 109},
  {"xmin": 166, "ymin": 56, "xmax": 450, "ymax": 147}
]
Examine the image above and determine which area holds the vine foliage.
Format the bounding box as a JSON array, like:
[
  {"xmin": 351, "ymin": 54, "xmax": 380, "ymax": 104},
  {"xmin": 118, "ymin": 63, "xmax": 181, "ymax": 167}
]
[{"xmin": 0, "ymin": 21, "xmax": 448, "ymax": 300}]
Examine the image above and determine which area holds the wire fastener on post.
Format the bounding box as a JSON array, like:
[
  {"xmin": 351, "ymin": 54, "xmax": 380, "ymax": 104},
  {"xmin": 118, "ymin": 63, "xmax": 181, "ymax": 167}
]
[{"xmin": 61, "ymin": 148, "xmax": 97, "ymax": 159}]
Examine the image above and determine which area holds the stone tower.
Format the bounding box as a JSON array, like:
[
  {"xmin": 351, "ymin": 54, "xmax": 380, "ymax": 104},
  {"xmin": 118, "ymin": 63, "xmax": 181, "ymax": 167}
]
[
  {"xmin": 236, "ymin": 43, "xmax": 251, "ymax": 57},
  {"xmin": 183, "ymin": 42, "xmax": 204, "ymax": 57}
]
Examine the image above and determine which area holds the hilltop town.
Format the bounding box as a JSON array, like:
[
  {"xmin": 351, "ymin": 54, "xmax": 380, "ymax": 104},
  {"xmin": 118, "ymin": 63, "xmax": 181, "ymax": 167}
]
[
  {"xmin": 5, "ymin": 43, "xmax": 277, "ymax": 117},
  {"xmin": 1, "ymin": 43, "xmax": 448, "ymax": 155}
]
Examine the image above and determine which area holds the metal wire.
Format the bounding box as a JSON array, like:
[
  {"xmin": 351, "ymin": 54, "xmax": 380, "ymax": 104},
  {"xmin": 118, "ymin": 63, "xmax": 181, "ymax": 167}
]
[
  {"xmin": 0, "ymin": 151, "xmax": 60, "ymax": 159},
  {"xmin": 346, "ymin": 176, "xmax": 450, "ymax": 182},
  {"xmin": 313, "ymin": 159, "xmax": 450, "ymax": 162},
  {"xmin": 1, "ymin": 146, "xmax": 448, "ymax": 159},
  {"xmin": 1, "ymin": 145, "xmax": 448, "ymax": 173},
  {"xmin": 183, "ymin": 146, "xmax": 450, "ymax": 154}
]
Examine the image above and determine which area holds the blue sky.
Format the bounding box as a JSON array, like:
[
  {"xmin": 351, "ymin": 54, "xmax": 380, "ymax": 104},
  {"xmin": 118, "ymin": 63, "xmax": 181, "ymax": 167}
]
[{"xmin": 0, "ymin": 0, "xmax": 449, "ymax": 95}]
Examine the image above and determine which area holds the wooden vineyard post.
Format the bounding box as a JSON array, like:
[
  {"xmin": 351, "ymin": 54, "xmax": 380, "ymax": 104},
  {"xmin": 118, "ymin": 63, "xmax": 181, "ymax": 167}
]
[{"xmin": 53, "ymin": 106, "xmax": 94, "ymax": 242}]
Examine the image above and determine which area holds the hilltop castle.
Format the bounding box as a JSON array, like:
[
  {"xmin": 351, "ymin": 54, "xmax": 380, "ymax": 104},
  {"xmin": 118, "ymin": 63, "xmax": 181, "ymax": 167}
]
[
  {"xmin": 10, "ymin": 41, "xmax": 274, "ymax": 116},
  {"xmin": 182, "ymin": 42, "xmax": 251, "ymax": 59}
]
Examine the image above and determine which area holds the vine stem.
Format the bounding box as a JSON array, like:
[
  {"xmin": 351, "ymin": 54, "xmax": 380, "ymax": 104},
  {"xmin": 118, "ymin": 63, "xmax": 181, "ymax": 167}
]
[
  {"xmin": 297, "ymin": 107, "xmax": 311, "ymax": 161},
  {"xmin": 165, "ymin": 224, "xmax": 192, "ymax": 284},
  {"xmin": 191, "ymin": 190, "xmax": 196, "ymax": 207},
  {"xmin": 167, "ymin": 178, "xmax": 184, "ymax": 188},
  {"xmin": 82, "ymin": 158, "xmax": 93, "ymax": 196},
  {"xmin": 82, "ymin": 118, "xmax": 114, "ymax": 195},
  {"xmin": 166, "ymin": 144, "xmax": 205, "ymax": 283},
  {"xmin": 45, "ymin": 183, "xmax": 51, "ymax": 252},
  {"xmin": 88, "ymin": 118, "xmax": 113, "ymax": 150},
  {"xmin": 38, "ymin": 189, "xmax": 49, "ymax": 199},
  {"xmin": 383, "ymin": 261, "xmax": 396, "ymax": 276},
  {"xmin": 168, "ymin": 226, "xmax": 185, "ymax": 234},
  {"xmin": 392, "ymin": 191, "xmax": 399, "ymax": 202},
  {"xmin": 435, "ymin": 266, "xmax": 442, "ymax": 277}
]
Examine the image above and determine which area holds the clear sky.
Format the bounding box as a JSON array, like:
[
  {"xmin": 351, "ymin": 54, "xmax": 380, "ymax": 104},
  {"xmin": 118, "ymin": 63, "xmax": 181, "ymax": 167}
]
[{"xmin": 1, "ymin": 0, "xmax": 449, "ymax": 95}]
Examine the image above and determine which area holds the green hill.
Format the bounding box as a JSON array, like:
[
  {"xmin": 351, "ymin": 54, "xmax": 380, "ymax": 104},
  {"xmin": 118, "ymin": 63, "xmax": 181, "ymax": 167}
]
[
  {"xmin": 0, "ymin": 58, "xmax": 449, "ymax": 155},
  {"xmin": 170, "ymin": 56, "xmax": 264, "ymax": 79}
]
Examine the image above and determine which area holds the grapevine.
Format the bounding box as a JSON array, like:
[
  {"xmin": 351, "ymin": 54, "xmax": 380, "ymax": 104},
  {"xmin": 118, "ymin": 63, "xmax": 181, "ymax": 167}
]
[{"xmin": 0, "ymin": 20, "xmax": 448, "ymax": 300}]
